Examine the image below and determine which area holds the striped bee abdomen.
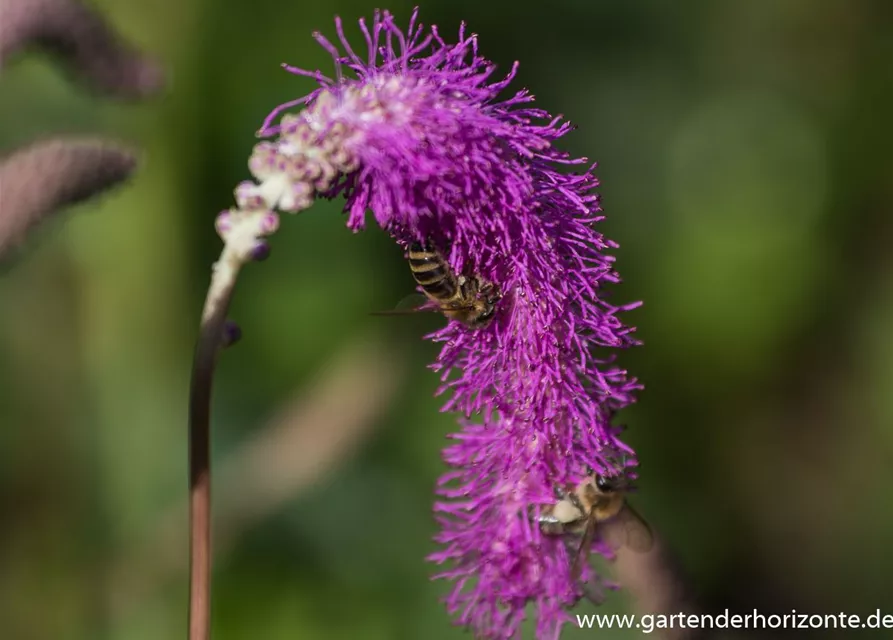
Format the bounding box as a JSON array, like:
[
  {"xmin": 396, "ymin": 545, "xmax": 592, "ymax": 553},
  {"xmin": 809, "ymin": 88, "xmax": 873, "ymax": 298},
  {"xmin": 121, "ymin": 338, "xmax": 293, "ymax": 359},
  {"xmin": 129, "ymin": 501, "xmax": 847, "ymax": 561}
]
[
  {"xmin": 391, "ymin": 239, "xmax": 501, "ymax": 328},
  {"xmin": 408, "ymin": 241, "xmax": 459, "ymax": 301}
]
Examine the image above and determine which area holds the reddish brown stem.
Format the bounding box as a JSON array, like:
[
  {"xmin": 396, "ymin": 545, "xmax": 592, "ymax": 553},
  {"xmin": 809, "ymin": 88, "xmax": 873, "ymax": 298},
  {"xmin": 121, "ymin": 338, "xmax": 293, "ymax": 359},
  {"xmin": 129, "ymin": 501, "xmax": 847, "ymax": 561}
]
[{"xmin": 188, "ymin": 257, "xmax": 241, "ymax": 640}]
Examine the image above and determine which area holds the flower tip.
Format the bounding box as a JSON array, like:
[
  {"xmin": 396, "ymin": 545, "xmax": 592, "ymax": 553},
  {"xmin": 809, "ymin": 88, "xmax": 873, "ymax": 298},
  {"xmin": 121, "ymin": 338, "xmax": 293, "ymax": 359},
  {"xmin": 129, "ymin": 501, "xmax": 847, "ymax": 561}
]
[
  {"xmin": 221, "ymin": 320, "xmax": 242, "ymax": 348},
  {"xmin": 250, "ymin": 241, "xmax": 271, "ymax": 262},
  {"xmin": 214, "ymin": 209, "xmax": 233, "ymax": 237}
]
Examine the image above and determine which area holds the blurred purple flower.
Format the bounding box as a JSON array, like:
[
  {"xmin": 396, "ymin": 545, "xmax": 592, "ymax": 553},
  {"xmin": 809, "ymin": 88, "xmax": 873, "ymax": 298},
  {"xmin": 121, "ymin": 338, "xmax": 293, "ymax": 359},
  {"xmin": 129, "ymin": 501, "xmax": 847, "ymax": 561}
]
[
  {"xmin": 0, "ymin": 0, "xmax": 163, "ymax": 262},
  {"xmin": 240, "ymin": 8, "xmax": 641, "ymax": 638}
]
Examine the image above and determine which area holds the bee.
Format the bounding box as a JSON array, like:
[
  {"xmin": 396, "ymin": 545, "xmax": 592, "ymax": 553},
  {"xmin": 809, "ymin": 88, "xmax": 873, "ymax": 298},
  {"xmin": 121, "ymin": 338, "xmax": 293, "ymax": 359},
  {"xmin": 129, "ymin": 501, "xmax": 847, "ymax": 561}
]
[
  {"xmin": 535, "ymin": 472, "xmax": 653, "ymax": 597},
  {"xmin": 375, "ymin": 240, "xmax": 502, "ymax": 328}
]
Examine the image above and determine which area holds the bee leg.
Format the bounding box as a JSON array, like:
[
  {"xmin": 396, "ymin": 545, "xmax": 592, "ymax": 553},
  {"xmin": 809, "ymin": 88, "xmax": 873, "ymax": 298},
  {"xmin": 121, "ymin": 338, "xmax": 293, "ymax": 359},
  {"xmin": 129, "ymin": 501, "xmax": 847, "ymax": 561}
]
[
  {"xmin": 479, "ymin": 281, "xmax": 501, "ymax": 304},
  {"xmin": 529, "ymin": 504, "xmax": 564, "ymax": 535},
  {"xmin": 537, "ymin": 515, "xmax": 565, "ymax": 536},
  {"xmin": 567, "ymin": 491, "xmax": 586, "ymax": 514},
  {"xmin": 580, "ymin": 580, "xmax": 607, "ymax": 605},
  {"xmin": 561, "ymin": 538, "xmax": 606, "ymax": 605},
  {"xmin": 554, "ymin": 483, "xmax": 585, "ymax": 513}
]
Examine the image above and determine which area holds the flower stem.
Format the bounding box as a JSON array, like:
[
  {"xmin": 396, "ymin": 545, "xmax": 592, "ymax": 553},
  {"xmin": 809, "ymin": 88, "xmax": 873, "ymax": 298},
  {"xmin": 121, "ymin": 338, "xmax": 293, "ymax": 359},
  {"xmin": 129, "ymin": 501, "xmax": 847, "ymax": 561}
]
[{"xmin": 188, "ymin": 248, "xmax": 243, "ymax": 640}]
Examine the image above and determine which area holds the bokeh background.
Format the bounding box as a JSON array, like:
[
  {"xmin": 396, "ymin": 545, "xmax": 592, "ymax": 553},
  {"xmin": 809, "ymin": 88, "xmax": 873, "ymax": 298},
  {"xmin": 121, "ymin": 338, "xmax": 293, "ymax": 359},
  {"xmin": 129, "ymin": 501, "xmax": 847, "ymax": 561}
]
[{"xmin": 2, "ymin": 0, "xmax": 893, "ymax": 638}]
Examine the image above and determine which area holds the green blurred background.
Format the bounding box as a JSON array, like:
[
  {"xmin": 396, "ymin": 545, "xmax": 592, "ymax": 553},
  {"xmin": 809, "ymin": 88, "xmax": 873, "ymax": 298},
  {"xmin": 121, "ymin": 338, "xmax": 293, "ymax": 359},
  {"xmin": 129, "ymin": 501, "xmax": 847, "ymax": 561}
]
[{"xmin": 2, "ymin": 0, "xmax": 893, "ymax": 638}]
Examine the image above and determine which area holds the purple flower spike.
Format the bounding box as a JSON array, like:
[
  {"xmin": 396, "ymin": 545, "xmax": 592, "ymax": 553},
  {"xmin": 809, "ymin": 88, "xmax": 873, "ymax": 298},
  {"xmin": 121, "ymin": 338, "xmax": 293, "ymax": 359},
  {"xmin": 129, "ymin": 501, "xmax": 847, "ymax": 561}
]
[{"xmin": 250, "ymin": 8, "xmax": 642, "ymax": 638}]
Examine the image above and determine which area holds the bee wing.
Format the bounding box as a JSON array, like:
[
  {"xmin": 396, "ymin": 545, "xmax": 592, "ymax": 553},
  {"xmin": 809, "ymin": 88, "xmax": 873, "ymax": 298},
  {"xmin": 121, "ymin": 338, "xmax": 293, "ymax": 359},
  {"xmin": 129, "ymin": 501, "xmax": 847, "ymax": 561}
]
[
  {"xmin": 395, "ymin": 293, "xmax": 431, "ymax": 311},
  {"xmin": 369, "ymin": 308, "xmax": 435, "ymax": 317},
  {"xmin": 370, "ymin": 294, "xmax": 438, "ymax": 317},
  {"xmin": 601, "ymin": 503, "xmax": 653, "ymax": 553},
  {"xmin": 370, "ymin": 293, "xmax": 480, "ymax": 318},
  {"xmin": 570, "ymin": 511, "xmax": 598, "ymax": 582},
  {"xmin": 400, "ymin": 292, "xmax": 485, "ymax": 313}
]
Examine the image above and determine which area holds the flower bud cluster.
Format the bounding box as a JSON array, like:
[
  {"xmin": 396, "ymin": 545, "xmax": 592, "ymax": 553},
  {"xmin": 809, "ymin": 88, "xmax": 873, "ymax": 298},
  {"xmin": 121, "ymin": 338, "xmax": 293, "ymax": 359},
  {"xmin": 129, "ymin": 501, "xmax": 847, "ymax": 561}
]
[{"xmin": 214, "ymin": 90, "xmax": 364, "ymax": 265}]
